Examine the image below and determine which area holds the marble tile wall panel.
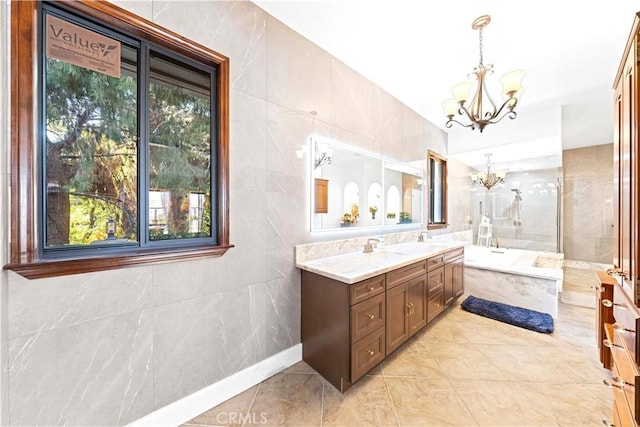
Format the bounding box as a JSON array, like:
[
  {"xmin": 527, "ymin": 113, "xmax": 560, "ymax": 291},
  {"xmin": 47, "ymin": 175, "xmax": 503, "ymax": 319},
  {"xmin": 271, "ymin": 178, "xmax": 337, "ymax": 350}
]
[
  {"xmin": 153, "ymin": 285, "xmax": 264, "ymax": 409},
  {"xmin": 562, "ymin": 144, "xmax": 614, "ymax": 262},
  {"xmin": 265, "ymin": 15, "xmax": 332, "ymax": 124},
  {"xmin": 8, "ymin": 268, "xmax": 152, "ymax": 339},
  {"xmin": 400, "ymin": 105, "xmax": 425, "ymax": 162},
  {"xmin": 447, "ymin": 158, "xmax": 475, "ymax": 233},
  {"xmin": 109, "ymin": 0, "xmax": 153, "ymax": 20},
  {"xmin": 373, "ymin": 87, "xmax": 402, "ymax": 160},
  {"xmin": 331, "ymin": 58, "xmax": 375, "ymax": 142},
  {"xmin": 153, "ymin": 1, "xmax": 267, "ymax": 99},
  {"xmin": 8, "ymin": 310, "xmax": 153, "ymax": 426},
  {"xmin": 265, "ymin": 277, "xmax": 300, "ymax": 357}
]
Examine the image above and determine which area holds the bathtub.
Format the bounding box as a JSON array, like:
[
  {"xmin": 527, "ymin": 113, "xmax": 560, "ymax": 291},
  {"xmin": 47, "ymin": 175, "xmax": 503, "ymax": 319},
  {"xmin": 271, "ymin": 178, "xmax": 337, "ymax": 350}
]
[{"xmin": 463, "ymin": 245, "xmax": 564, "ymax": 318}]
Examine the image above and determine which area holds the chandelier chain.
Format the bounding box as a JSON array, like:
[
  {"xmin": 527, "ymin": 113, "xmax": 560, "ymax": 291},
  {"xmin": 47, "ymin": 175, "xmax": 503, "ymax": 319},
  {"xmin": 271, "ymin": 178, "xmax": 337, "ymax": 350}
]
[{"xmin": 478, "ymin": 28, "xmax": 484, "ymax": 67}]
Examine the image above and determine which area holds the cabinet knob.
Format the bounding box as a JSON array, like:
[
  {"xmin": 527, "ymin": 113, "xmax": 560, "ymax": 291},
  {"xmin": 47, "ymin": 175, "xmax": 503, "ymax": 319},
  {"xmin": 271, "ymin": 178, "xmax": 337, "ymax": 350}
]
[
  {"xmin": 367, "ymin": 286, "xmax": 375, "ymax": 292},
  {"xmin": 602, "ymin": 339, "xmax": 623, "ymax": 349},
  {"xmin": 603, "ymin": 377, "xmax": 630, "ymax": 388},
  {"xmin": 367, "ymin": 314, "xmax": 375, "ymax": 320},
  {"xmin": 367, "ymin": 350, "xmax": 374, "ymax": 356},
  {"xmin": 613, "ymin": 323, "xmax": 634, "ymax": 333},
  {"xmin": 602, "ymin": 299, "xmax": 626, "ymax": 309}
]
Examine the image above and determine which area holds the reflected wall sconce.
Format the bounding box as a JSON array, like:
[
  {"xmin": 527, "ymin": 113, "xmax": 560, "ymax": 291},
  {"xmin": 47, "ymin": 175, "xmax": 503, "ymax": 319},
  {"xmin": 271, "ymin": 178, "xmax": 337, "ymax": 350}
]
[{"xmin": 314, "ymin": 144, "xmax": 333, "ymax": 169}]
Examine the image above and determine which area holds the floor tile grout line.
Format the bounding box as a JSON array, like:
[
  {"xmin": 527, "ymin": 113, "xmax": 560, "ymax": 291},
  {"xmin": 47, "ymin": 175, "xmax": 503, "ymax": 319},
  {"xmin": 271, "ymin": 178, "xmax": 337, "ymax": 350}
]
[
  {"xmin": 241, "ymin": 381, "xmax": 262, "ymax": 427},
  {"xmin": 447, "ymin": 375, "xmax": 481, "ymax": 427},
  {"xmin": 381, "ymin": 371, "xmax": 401, "ymax": 427}
]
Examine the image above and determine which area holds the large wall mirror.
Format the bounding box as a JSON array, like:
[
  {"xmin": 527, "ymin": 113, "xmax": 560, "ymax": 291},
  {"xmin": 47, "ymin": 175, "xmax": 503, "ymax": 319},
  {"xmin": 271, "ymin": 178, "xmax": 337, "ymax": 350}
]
[
  {"xmin": 427, "ymin": 150, "xmax": 447, "ymax": 229},
  {"xmin": 311, "ymin": 136, "xmax": 424, "ymax": 232}
]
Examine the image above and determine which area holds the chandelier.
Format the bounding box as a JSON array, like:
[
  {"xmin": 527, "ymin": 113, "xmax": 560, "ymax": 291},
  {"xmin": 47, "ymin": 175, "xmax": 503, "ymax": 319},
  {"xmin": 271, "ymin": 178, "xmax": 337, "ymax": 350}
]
[
  {"xmin": 471, "ymin": 153, "xmax": 506, "ymax": 190},
  {"xmin": 442, "ymin": 15, "xmax": 525, "ymax": 132}
]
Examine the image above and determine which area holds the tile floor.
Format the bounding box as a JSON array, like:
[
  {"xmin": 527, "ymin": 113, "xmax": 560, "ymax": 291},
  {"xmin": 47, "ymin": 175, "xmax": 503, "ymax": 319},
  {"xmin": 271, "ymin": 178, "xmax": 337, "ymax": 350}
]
[{"xmin": 184, "ymin": 298, "xmax": 613, "ymax": 426}]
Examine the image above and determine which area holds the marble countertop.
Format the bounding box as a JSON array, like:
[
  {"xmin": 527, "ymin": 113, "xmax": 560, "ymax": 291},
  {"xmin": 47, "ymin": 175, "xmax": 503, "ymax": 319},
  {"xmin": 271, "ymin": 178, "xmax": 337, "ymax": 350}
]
[{"xmin": 295, "ymin": 240, "xmax": 465, "ymax": 284}]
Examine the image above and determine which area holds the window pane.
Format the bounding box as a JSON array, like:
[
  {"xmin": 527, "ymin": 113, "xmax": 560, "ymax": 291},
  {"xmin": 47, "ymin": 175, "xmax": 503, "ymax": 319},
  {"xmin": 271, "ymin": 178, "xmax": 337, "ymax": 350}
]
[
  {"xmin": 44, "ymin": 22, "xmax": 138, "ymax": 248},
  {"xmin": 148, "ymin": 51, "xmax": 212, "ymax": 241}
]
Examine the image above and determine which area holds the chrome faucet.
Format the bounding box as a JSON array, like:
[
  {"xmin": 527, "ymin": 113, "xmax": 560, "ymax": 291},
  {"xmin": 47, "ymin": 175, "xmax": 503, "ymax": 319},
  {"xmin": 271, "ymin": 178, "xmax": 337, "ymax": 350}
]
[
  {"xmin": 417, "ymin": 231, "xmax": 430, "ymax": 242},
  {"xmin": 363, "ymin": 238, "xmax": 381, "ymax": 253}
]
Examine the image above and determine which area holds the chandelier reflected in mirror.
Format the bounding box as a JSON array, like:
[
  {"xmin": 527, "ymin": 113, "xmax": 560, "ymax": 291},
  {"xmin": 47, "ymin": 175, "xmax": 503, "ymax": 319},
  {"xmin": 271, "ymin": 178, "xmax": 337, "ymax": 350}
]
[
  {"xmin": 471, "ymin": 153, "xmax": 506, "ymax": 190},
  {"xmin": 442, "ymin": 15, "xmax": 525, "ymax": 132}
]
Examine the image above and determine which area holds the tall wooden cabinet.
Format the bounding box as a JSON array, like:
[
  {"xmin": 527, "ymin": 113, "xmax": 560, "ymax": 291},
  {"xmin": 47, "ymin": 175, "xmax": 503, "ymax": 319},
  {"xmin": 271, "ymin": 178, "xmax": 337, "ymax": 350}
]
[
  {"xmin": 605, "ymin": 12, "xmax": 640, "ymax": 426},
  {"xmin": 613, "ymin": 12, "xmax": 640, "ymax": 304}
]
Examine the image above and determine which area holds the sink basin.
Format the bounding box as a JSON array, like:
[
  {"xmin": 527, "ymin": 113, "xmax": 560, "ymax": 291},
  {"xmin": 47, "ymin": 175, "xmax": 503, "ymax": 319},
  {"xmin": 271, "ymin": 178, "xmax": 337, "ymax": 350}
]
[{"xmin": 385, "ymin": 241, "xmax": 451, "ymax": 256}]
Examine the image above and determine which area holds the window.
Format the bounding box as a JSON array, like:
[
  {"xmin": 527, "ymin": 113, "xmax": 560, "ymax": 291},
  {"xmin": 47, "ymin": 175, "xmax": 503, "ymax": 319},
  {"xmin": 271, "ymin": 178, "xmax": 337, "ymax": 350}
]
[
  {"xmin": 427, "ymin": 150, "xmax": 447, "ymax": 229},
  {"xmin": 7, "ymin": 1, "xmax": 231, "ymax": 278}
]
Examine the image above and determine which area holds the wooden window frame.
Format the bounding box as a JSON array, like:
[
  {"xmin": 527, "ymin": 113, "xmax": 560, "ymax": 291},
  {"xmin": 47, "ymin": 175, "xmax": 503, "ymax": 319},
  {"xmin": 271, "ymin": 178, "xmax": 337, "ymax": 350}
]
[
  {"xmin": 426, "ymin": 150, "xmax": 448, "ymax": 230},
  {"xmin": 6, "ymin": 0, "xmax": 232, "ymax": 279}
]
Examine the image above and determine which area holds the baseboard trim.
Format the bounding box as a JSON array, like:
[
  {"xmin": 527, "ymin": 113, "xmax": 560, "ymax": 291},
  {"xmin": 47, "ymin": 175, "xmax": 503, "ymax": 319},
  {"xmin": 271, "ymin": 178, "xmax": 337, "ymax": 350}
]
[{"xmin": 127, "ymin": 344, "xmax": 302, "ymax": 427}]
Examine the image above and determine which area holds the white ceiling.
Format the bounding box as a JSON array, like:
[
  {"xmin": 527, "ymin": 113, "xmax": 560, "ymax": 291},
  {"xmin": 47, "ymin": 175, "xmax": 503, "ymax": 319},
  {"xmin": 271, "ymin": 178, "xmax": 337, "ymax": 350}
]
[{"xmin": 251, "ymin": 0, "xmax": 638, "ymax": 170}]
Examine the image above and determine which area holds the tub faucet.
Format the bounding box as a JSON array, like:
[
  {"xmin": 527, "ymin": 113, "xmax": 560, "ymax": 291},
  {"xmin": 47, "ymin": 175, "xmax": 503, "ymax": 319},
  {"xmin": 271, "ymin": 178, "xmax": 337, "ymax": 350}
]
[
  {"xmin": 417, "ymin": 231, "xmax": 430, "ymax": 242},
  {"xmin": 363, "ymin": 238, "xmax": 381, "ymax": 253}
]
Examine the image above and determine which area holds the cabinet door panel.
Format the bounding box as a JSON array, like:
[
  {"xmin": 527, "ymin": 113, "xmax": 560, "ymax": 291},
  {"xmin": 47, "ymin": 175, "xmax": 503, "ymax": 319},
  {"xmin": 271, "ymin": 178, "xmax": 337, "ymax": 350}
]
[
  {"xmin": 444, "ymin": 262, "xmax": 455, "ymax": 307},
  {"xmin": 407, "ymin": 275, "xmax": 427, "ymax": 336},
  {"xmin": 386, "ymin": 284, "xmax": 409, "ymax": 355}
]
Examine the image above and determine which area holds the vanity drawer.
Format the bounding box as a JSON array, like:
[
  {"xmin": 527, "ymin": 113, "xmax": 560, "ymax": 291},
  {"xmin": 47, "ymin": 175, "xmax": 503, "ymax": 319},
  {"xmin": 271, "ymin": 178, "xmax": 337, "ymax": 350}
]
[
  {"xmin": 606, "ymin": 323, "xmax": 639, "ymax": 391},
  {"xmin": 350, "ymin": 326, "xmax": 385, "ymax": 382},
  {"xmin": 427, "ymin": 255, "xmax": 445, "ymax": 271},
  {"xmin": 351, "ymin": 293, "xmax": 385, "ymax": 344},
  {"xmin": 613, "ymin": 283, "xmax": 640, "ymax": 364},
  {"xmin": 386, "ymin": 260, "xmax": 426, "ymax": 289},
  {"xmin": 350, "ymin": 274, "xmax": 385, "ymax": 305},
  {"xmin": 444, "ymin": 248, "xmax": 464, "ymax": 262},
  {"xmin": 427, "ymin": 267, "xmax": 444, "ymax": 296},
  {"xmin": 427, "ymin": 291, "xmax": 445, "ymax": 322},
  {"xmin": 612, "ymin": 384, "xmax": 635, "ymax": 427}
]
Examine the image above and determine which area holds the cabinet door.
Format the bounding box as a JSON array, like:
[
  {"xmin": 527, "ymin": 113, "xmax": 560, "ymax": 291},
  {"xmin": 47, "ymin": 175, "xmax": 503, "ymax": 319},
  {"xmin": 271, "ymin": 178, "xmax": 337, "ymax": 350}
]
[
  {"xmin": 386, "ymin": 283, "xmax": 409, "ymax": 355},
  {"xmin": 444, "ymin": 261, "xmax": 455, "ymax": 307},
  {"xmin": 451, "ymin": 256, "xmax": 464, "ymax": 299},
  {"xmin": 407, "ymin": 275, "xmax": 427, "ymax": 336},
  {"xmin": 620, "ymin": 47, "xmax": 636, "ymax": 299}
]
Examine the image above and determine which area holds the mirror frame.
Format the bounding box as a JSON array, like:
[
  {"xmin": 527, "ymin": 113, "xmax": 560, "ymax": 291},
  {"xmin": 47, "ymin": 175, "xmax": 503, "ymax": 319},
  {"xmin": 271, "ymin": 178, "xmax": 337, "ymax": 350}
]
[
  {"xmin": 310, "ymin": 135, "xmax": 424, "ymax": 233},
  {"xmin": 427, "ymin": 150, "xmax": 448, "ymax": 230}
]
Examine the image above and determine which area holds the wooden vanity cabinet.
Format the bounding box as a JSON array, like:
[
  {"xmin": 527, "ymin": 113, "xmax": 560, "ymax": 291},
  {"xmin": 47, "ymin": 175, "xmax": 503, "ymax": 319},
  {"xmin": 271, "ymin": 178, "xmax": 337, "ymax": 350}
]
[
  {"xmin": 301, "ymin": 246, "xmax": 464, "ymax": 392},
  {"xmin": 301, "ymin": 271, "xmax": 385, "ymax": 393},
  {"xmin": 386, "ymin": 260, "xmax": 427, "ymax": 355}
]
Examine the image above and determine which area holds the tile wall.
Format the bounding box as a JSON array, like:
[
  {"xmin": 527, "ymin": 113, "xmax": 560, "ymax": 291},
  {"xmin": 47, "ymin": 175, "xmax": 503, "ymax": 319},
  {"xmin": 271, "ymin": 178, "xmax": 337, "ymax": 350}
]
[
  {"xmin": 562, "ymin": 144, "xmax": 614, "ymax": 263},
  {"xmin": 0, "ymin": 1, "xmax": 449, "ymax": 425}
]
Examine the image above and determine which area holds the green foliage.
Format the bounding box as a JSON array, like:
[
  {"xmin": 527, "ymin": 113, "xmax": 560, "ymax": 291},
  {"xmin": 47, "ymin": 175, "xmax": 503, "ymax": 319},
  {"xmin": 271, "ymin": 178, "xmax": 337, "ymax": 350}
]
[{"xmin": 45, "ymin": 51, "xmax": 213, "ymax": 245}]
